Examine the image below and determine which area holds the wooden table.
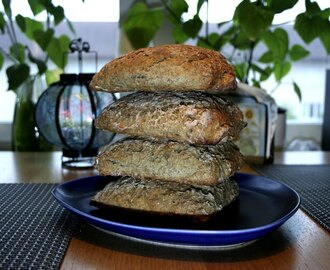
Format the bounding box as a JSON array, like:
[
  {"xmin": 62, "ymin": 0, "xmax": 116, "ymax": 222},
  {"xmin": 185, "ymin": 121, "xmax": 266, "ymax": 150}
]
[{"xmin": 0, "ymin": 151, "xmax": 329, "ymax": 270}]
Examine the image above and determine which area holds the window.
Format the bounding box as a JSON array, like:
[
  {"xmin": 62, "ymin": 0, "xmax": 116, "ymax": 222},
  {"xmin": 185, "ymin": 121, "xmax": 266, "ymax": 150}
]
[
  {"xmin": 0, "ymin": 0, "xmax": 119, "ymax": 123},
  {"xmin": 6, "ymin": 0, "xmax": 119, "ymax": 22},
  {"xmin": 1, "ymin": 0, "xmax": 329, "ymax": 148},
  {"xmin": 184, "ymin": 0, "xmax": 329, "ymax": 124}
]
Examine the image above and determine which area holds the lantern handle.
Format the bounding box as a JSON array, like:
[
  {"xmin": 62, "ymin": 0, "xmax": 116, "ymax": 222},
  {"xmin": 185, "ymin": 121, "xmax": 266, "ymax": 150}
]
[{"xmin": 63, "ymin": 38, "xmax": 98, "ymax": 74}]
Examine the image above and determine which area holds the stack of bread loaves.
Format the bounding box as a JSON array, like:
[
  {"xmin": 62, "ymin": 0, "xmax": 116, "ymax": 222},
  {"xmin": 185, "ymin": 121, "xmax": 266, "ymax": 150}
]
[{"xmin": 89, "ymin": 44, "xmax": 246, "ymax": 222}]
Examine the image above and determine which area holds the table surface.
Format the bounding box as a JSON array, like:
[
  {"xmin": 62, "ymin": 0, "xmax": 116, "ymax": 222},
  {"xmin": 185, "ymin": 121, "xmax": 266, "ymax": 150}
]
[{"xmin": 1, "ymin": 150, "xmax": 329, "ymax": 270}]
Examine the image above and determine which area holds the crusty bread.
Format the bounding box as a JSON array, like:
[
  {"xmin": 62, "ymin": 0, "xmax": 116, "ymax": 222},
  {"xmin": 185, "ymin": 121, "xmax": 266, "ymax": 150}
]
[
  {"xmin": 91, "ymin": 176, "xmax": 239, "ymax": 220},
  {"xmin": 96, "ymin": 137, "xmax": 244, "ymax": 186},
  {"xmin": 89, "ymin": 44, "xmax": 237, "ymax": 93},
  {"xmin": 95, "ymin": 91, "xmax": 246, "ymax": 145}
]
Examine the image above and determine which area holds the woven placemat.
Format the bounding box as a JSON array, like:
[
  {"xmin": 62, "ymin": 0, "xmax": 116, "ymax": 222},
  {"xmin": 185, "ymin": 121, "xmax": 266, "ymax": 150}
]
[
  {"xmin": 0, "ymin": 184, "xmax": 79, "ymax": 269},
  {"xmin": 252, "ymin": 164, "xmax": 330, "ymax": 231}
]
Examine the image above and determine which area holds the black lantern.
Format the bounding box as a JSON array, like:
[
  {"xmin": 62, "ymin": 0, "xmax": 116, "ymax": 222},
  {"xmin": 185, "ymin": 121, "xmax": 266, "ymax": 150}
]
[{"xmin": 35, "ymin": 39, "xmax": 116, "ymax": 168}]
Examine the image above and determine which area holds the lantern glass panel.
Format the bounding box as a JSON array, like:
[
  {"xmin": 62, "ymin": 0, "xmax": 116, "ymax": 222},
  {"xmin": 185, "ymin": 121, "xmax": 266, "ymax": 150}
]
[
  {"xmin": 58, "ymin": 84, "xmax": 93, "ymax": 150},
  {"xmin": 35, "ymin": 73, "xmax": 116, "ymax": 168}
]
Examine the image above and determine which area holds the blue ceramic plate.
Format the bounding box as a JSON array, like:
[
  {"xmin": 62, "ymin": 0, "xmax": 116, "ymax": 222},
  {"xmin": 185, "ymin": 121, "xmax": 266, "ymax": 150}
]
[{"xmin": 52, "ymin": 173, "xmax": 300, "ymax": 247}]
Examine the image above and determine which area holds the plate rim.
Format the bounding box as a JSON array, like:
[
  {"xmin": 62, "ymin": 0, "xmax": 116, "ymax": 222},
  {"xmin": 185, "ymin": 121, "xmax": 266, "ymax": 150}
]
[{"xmin": 52, "ymin": 173, "xmax": 301, "ymax": 243}]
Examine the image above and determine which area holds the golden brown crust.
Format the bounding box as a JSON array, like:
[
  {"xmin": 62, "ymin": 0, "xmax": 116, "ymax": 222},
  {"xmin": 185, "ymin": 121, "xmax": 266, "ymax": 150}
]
[
  {"xmin": 94, "ymin": 91, "xmax": 246, "ymax": 145},
  {"xmin": 89, "ymin": 44, "xmax": 237, "ymax": 93},
  {"xmin": 96, "ymin": 138, "xmax": 244, "ymax": 185}
]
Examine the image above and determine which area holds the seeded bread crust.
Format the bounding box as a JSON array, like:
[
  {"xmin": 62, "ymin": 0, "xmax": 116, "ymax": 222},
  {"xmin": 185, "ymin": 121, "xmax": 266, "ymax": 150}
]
[
  {"xmin": 89, "ymin": 44, "xmax": 237, "ymax": 93},
  {"xmin": 96, "ymin": 137, "xmax": 244, "ymax": 186},
  {"xmin": 95, "ymin": 91, "xmax": 246, "ymax": 145},
  {"xmin": 91, "ymin": 176, "xmax": 239, "ymax": 219}
]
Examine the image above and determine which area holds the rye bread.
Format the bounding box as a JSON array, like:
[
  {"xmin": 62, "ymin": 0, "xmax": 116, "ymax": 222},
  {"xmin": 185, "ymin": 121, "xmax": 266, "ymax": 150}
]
[
  {"xmin": 96, "ymin": 137, "xmax": 244, "ymax": 185},
  {"xmin": 89, "ymin": 44, "xmax": 237, "ymax": 93},
  {"xmin": 95, "ymin": 91, "xmax": 246, "ymax": 145},
  {"xmin": 91, "ymin": 176, "xmax": 239, "ymax": 220}
]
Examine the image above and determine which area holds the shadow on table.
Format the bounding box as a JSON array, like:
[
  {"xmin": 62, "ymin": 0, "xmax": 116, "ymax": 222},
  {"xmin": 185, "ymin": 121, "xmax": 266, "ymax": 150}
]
[{"xmin": 74, "ymin": 221, "xmax": 296, "ymax": 263}]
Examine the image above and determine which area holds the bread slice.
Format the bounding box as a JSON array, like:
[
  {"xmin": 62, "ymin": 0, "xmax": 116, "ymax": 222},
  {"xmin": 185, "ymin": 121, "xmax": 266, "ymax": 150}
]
[
  {"xmin": 95, "ymin": 91, "xmax": 246, "ymax": 145},
  {"xmin": 96, "ymin": 137, "xmax": 244, "ymax": 186},
  {"xmin": 91, "ymin": 176, "xmax": 239, "ymax": 220},
  {"xmin": 89, "ymin": 44, "xmax": 237, "ymax": 93}
]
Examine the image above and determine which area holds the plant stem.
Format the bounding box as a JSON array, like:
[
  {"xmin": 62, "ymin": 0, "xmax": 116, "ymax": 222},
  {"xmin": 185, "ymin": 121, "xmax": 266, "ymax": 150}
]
[
  {"xmin": 205, "ymin": 0, "xmax": 209, "ymax": 38},
  {"xmin": 0, "ymin": 46, "xmax": 18, "ymax": 63},
  {"xmin": 160, "ymin": 0, "xmax": 182, "ymax": 23},
  {"xmin": 270, "ymin": 82, "xmax": 281, "ymax": 95},
  {"xmin": 229, "ymin": 46, "xmax": 236, "ymax": 62},
  {"xmin": 43, "ymin": 12, "xmax": 51, "ymax": 63},
  {"xmin": 5, "ymin": 21, "xmax": 15, "ymax": 44},
  {"xmin": 245, "ymin": 41, "xmax": 256, "ymax": 84},
  {"xmin": 9, "ymin": 19, "xmax": 18, "ymax": 43},
  {"xmin": 5, "ymin": 8, "xmax": 18, "ymax": 44}
]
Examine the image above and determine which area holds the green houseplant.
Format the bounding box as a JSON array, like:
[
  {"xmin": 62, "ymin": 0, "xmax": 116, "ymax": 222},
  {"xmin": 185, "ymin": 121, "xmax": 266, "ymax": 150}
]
[
  {"xmin": 0, "ymin": 0, "xmax": 75, "ymax": 150},
  {"xmin": 122, "ymin": 0, "xmax": 329, "ymax": 160},
  {"xmin": 122, "ymin": 0, "xmax": 330, "ymax": 101}
]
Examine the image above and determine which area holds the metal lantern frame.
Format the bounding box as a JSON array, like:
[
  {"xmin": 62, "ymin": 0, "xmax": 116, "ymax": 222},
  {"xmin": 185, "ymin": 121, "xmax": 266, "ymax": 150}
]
[{"xmin": 36, "ymin": 38, "xmax": 116, "ymax": 168}]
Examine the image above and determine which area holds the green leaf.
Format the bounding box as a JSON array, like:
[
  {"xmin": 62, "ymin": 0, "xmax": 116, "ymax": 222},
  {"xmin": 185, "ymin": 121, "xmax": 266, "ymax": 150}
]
[
  {"xmin": 197, "ymin": 0, "xmax": 206, "ymax": 13},
  {"xmin": 234, "ymin": 62, "xmax": 248, "ymax": 82},
  {"xmin": 251, "ymin": 63, "xmax": 263, "ymax": 74},
  {"xmin": 33, "ymin": 28, "xmax": 54, "ymax": 50},
  {"xmin": 258, "ymin": 51, "xmax": 273, "ymax": 63},
  {"xmin": 10, "ymin": 43, "xmax": 26, "ymax": 63},
  {"xmin": 293, "ymin": 81, "xmax": 302, "ymax": 102},
  {"xmin": 27, "ymin": 51, "xmax": 47, "ymax": 74},
  {"xmin": 28, "ymin": 0, "xmax": 45, "ymax": 15},
  {"xmin": 262, "ymin": 28, "xmax": 289, "ymax": 61},
  {"xmin": 0, "ymin": 12, "xmax": 6, "ymax": 33},
  {"xmin": 252, "ymin": 78, "xmax": 261, "ymax": 88},
  {"xmin": 207, "ymin": 33, "xmax": 223, "ymax": 51},
  {"xmin": 320, "ymin": 7, "xmax": 330, "ymax": 20},
  {"xmin": 294, "ymin": 12, "xmax": 328, "ymax": 44},
  {"xmin": 230, "ymin": 31, "xmax": 251, "ymax": 50},
  {"xmin": 207, "ymin": 33, "xmax": 220, "ymax": 45},
  {"xmin": 66, "ymin": 18, "xmax": 76, "ymax": 34},
  {"xmin": 0, "ymin": 52, "xmax": 4, "ymax": 69},
  {"xmin": 170, "ymin": 0, "xmax": 188, "ymax": 19},
  {"xmin": 289, "ymin": 44, "xmax": 310, "ymax": 61},
  {"xmin": 40, "ymin": 0, "xmax": 52, "ymax": 5},
  {"xmin": 274, "ymin": 61, "xmax": 291, "ymax": 81},
  {"xmin": 2, "ymin": 0, "xmax": 12, "ymax": 18},
  {"xmin": 197, "ymin": 33, "xmax": 225, "ymax": 51},
  {"xmin": 48, "ymin": 4, "xmax": 65, "ymax": 25},
  {"xmin": 6, "ymin": 64, "xmax": 30, "ymax": 91},
  {"xmin": 305, "ymin": 0, "xmax": 321, "ymax": 15},
  {"xmin": 320, "ymin": 22, "xmax": 330, "ymax": 54},
  {"xmin": 234, "ymin": 0, "xmax": 274, "ymax": 41},
  {"xmin": 15, "ymin": 15, "xmax": 44, "ymax": 40},
  {"xmin": 47, "ymin": 35, "xmax": 70, "ymax": 69},
  {"xmin": 217, "ymin": 21, "xmax": 229, "ymax": 28},
  {"xmin": 260, "ymin": 66, "xmax": 273, "ymax": 81},
  {"xmin": 172, "ymin": 24, "xmax": 189, "ymax": 43},
  {"xmin": 45, "ymin": 68, "xmax": 62, "ymax": 85},
  {"xmin": 123, "ymin": 2, "xmax": 164, "ymax": 49},
  {"xmin": 294, "ymin": 2, "xmax": 330, "ymax": 53},
  {"xmin": 251, "ymin": 63, "xmax": 273, "ymax": 82},
  {"xmin": 15, "ymin": 14, "xmax": 26, "ymax": 31},
  {"xmin": 267, "ymin": 0, "xmax": 299, "ymax": 14},
  {"xmin": 197, "ymin": 37, "xmax": 214, "ymax": 50},
  {"xmin": 182, "ymin": 14, "xmax": 202, "ymax": 38}
]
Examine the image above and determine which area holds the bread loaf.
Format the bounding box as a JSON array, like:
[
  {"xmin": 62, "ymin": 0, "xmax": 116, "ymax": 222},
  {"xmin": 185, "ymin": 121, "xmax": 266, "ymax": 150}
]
[
  {"xmin": 91, "ymin": 176, "xmax": 239, "ymax": 220},
  {"xmin": 95, "ymin": 91, "xmax": 246, "ymax": 145},
  {"xmin": 89, "ymin": 44, "xmax": 237, "ymax": 93},
  {"xmin": 96, "ymin": 137, "xmax": 244, "ymax": 185}
]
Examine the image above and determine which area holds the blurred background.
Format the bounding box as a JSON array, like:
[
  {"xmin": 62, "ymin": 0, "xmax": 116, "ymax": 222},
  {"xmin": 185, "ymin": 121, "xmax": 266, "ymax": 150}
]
[{"xmin": 0, "ymin": 0, "xmax": 329, "ymax": 150}]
